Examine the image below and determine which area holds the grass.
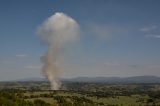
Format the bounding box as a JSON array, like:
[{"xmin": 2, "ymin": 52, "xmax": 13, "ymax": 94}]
[
  {"xmin": 26, "ymin": 97, "xmax": 57, "ymax": 105},
  {"xmin": 23, "ymin": 91, "xmax": 155, "ymax": 106},
  {"xmin": 1, "ymin": 82, "xmax": 160, "ymax": 106}
]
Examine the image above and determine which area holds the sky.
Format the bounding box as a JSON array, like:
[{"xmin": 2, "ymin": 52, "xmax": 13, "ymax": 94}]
[{"xmin": 0, "ymin": 0, "xmax": 160, "ymax": 81}]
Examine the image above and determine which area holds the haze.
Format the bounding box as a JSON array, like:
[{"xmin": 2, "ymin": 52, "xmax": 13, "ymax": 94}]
[{"xmin": 0, "ymin": 0, "xmax": 160, "ymax": 81}]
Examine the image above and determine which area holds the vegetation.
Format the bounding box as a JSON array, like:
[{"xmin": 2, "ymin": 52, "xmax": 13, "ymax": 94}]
[{"xmin": 0, "ymin": 81, "xmax": 160, "ymax": 106}]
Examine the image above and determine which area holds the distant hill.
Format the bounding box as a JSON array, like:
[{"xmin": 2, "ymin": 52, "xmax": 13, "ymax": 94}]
[
  {"xmin": 15, "ymin": 77, "xmax": 46, "ymax": 82},
  {"xmin": 16, "ymin": 76, "xmax": 160, "ymax": 84},
  {"xmin": 64, "ymin": 76, "xmax": 160, "ymax": 84}
]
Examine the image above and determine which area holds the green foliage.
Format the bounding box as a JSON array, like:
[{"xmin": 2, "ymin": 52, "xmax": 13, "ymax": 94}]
[
  {"xmin": 34, "ymin": 99, "xmax": 51, "ymax": 106},
  {"xmin": 1, "ymin": 82, "xmax": 160, "ymax": 106},
  {"xmin": 0, "ymin": 92, "xmax": 52, "ymax": 106}
]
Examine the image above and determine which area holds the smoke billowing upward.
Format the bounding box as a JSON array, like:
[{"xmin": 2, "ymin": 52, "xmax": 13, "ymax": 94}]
[{"xmin": 37, "ymin": 12, "xmax": 79, "ymax": 90}]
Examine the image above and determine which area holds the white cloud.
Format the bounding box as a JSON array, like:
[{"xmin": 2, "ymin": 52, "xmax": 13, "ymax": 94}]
[
  {"xmin": 146, "ymin": 65, "xmax": 160, "ymax": 68},
  {"xmin": 85, "ymin": 23, "xmax": 128, "ymax": 40},
  {"xmin": 104, "ymin": 61, "xmax": 143, "ymax": 69},
  {"xmin": 104, "ymin": 61, "xmax": 122, "ymax": 66},
  {"xmin": 140, "ymin": 25, "xmax": 157, "ymax": 33},
  {"xmin": 145, "ymin": 34, "xmax": 160, "ymax": 39},
  {"xmin": 16, "ymin": 54, "xmax": 28, "ymax": 58},
  {"xmin": 25, "ymin": 65, "xmax": 41, "ymax": 69},
  {"xmin": 140, "ymin": 25, "xmax": 160, "ymax": 39},
  {"xmin": 0, "ymin": 60, "xmax": 13, "ymax": 64},
  {"xmin": 62, "ymin": 61, "xmax": 160, "ymax": 77}
]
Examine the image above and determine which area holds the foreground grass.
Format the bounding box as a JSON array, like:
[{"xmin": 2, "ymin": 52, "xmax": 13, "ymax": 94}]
[
  {"xmin": 1, "ymin": 82, "xmax": 160, "ymax": 106},
  {"xmin": 21, "ymin": 90, "xmax": 160, "ymax": 106}
]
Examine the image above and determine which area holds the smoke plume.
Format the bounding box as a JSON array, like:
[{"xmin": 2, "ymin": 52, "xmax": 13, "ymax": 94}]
[{"xmin": 37, "ymin": 12, "xmax": 79, "ymax": 90}]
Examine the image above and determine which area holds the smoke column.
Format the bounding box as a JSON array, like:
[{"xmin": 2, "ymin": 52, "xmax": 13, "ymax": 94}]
[{"xmin": 37, "ymin": 12, "xmax": 79, "ymax": 90}]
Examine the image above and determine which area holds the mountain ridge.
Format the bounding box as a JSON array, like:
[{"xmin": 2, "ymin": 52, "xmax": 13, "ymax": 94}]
[{"xmin": 13, "ymin": 75, "xmax": 160, "ymax": 84}]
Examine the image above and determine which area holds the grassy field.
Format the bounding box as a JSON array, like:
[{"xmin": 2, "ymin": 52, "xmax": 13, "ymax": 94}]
[{"xmin": 0, "ymin": 82, "xmax": 160, "ymax": 106}]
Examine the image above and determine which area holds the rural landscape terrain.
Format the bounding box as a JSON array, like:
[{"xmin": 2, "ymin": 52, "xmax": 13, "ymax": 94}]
[
  {"xmin": 1, "ymin": 0, "xmax": 160, "ymax": 106},
  {"xmin": 0, "ymin": 76, "xmax": 160, "ymax": 106}
]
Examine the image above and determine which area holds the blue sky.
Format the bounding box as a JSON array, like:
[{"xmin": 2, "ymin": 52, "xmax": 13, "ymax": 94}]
[{"xmin": 0, "ymin": 0, "xmax": 160, "ymax": 81}]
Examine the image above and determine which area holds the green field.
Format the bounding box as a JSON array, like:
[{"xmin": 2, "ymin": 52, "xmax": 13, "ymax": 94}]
[{"xmin": 0, "ymin": 82, "xmax": 160, "ymax": 106}]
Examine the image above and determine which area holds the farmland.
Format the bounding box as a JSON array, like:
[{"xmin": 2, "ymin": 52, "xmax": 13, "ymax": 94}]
[{"xmin": 0, "ymin": 81, "xmax": 160, "ymax": 106}]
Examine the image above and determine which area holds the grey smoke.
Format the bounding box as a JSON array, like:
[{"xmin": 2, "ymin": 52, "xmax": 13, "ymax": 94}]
[{"xmin": 37, "ymin": 12, "xmax": 79, "ymax": 90}]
